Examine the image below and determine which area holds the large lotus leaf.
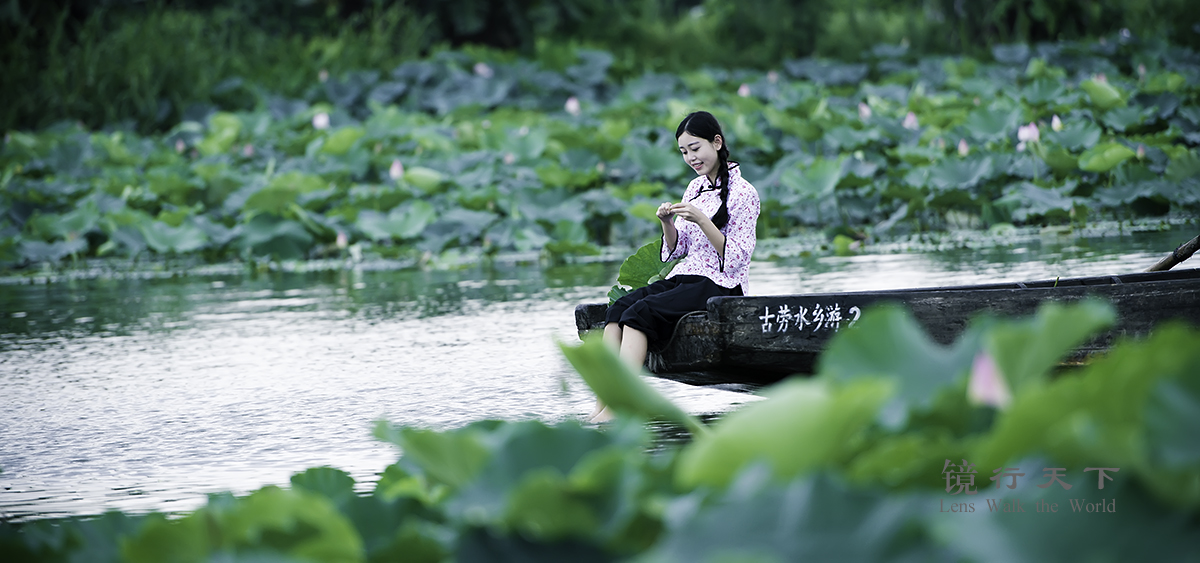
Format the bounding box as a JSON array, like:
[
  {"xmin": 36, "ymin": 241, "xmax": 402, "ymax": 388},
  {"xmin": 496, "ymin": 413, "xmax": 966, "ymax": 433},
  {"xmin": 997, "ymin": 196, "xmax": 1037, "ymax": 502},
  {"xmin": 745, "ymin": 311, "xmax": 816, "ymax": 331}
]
[
  {"xmin": 818, "ymin": 305, "xmax": 982, "ymax": 416},
  {"xmin": 1144, "ymin": 72, "xmax": 1187, "ymax": 94},
  {"xmin": 823, "ymin": 126, "xmax": 881, "ymax": 150},
  {"xmin": 783, "ymin": 59, "xmax": 868, "ymax": 85},
  {"xmin": 1078, "ymin": 143, "xmax": 1136, "ymax": 172},
  {"xmin": 972, "ymin": 323, "xmax": 1200, "ymax": 509},
  {"xmin": 503, "ymin": 127, "xmax": 549, "ymax": 162},
  {"xmin": 196, "ymin": 112, "xmax": 242, "ymax": 157},
  {"xmin": 1144, "ymin": 375, "xmax": 1200, "ymax": 469},
  {"xmin": 963, "ymin": 107, "xmax": 1022, "ymax": 143},
  {"xmin": 1165, "ymin": 151, "xmax": 1200, "ymax": 182},
  {"xmin": 1080, "ymin": 79, "xmax": 1125, "ymax": 111},
  {"xmin": 240, "ymin": 214, "xmax": 313, "ymax": 260},
  {"xmin": 838, "ymin": 158, "xmax": 880, "ymax": 188},
  {"xmin": 290, "ymin": 467, "xmax": 357, "ymax": 508},
  {"xmin": 448, "ymin": 420, "xmax": 643, "ymax": 530},
  {"xmin": 27, "ymin": 200, "xmax": 100, "ymax": 241},
  {"xmin": 145, "ymin": 166, "xmax": 199, "ymax": 205},
  {"xmin": 781, "ymin": 158, "xmax": 842, "ymax": 199},
  {"xmin": 629, "ymin": 143, "xmax": 685, "ymax": 180},
  {"xmin": 1000, "ymin": 181, "xmax": 1075, "ymax": 221},
  {"xmin": 122, "ymin": 486, "xmax": 362, "ymax": 563},
  {"xmin": 1101, "ymin": 106, "xmax": 1154, "ymax": 133},
  {"xmin": 559, "ymin": 335, "xmax": 705, "ymax": 435},
  {"xmin": 927, "ymin": 156, "xmax": 996, "ymax": 191},
  {"xmin": 616, "ymin": 239, "xmax": 674, "ymax": 289},
  {"xmin": 17, "ymin": 238, "xmax": 88, "ymax": 262},
  {"xmin": 892, "ymin": 144, "xmax": 942, "ymax": 165},
  {"xmin": 986, "ymin": 300, "xmax": 1115, "ymax": 394},
  {"xmin": 1042, "ymin": 119, "xmax": 1102, "ymax": 151},
  {"xmin": 319, "ymin": 126, "xmax": 366, "ymax": 155},
  {"xmin": 648, "ymin": 470, "xmax": 931, "ymax": 562},
  {"xmin": 676, "ymin": 378, "xmax": 893, "ymax": 489},
  {"xmin": 1020, "ymin": 78, "xmax": 1066, "ymax": 105},
  {"xmin": 404, "ymin": 166, "xmax": 447, "ymax": 194},
  {"xmin": 356, "ymin": 200, "xmax": 436, "ymax": 241},
  {"xmin": 139, "ymin": 220, "xmax": 209, "ymax": 254},
  {"xmin": 244, "ymin": 172, "xmax": 328, "ymax": 215}
]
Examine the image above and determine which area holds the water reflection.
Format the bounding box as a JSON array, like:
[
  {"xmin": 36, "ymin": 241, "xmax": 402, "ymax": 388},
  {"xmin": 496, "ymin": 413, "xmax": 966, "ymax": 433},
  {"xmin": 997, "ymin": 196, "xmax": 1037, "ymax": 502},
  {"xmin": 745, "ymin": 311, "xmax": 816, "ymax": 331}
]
[{"xmin": 0, "ymin": 224, "xmax": 1194, "ymax": 520}]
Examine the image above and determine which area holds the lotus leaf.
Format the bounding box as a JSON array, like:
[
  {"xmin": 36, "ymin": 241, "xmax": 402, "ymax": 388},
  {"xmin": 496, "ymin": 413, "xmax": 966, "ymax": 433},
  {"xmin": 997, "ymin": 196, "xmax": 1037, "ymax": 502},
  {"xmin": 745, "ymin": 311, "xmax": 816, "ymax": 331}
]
[
  {"xmin": 140, "ymin": 220, "xmax": 209, "ymax": 253},
  {"xmin": 320, "ymin": 126, "xmax": 366, "ymax": 155},
  {"xmin": 1165, "ymin": 151, "xmax": 1200, "ymax": 181},
  {"xmin": 197, "ymin": 112, "xmax": 242, "ymax": 157},
  {"xmin": 963, "ymin": 107, "xmax": 1022, "ymax": 143},
  {"xmin": 403, "ymin": 166, "xmax": 447, "ymax": 194},
  {"xmin": 17, "ymin": 238, "xmax": 88, "ymax": 262},
  {"xmin": 926, "ymin": 156, "xmax": 996, "ymax": 191},
  {"xmin": 1078, "ymin": 142, "xmax": 1136, "ymax": 172},
  {"xmin": 998, "ymin": 181, "xmax": 1077, "ymax": 222},
  {"xmin": 1042, "ymin": 119, "xmax": 1101, "ymax": 151},
  {"xmin": 1101, "ymin": 106, "xmax": 1153, "ymax": 133},
  {"xmin": 356, "ymin": 200, "xmax": 436, "ymax": 241},
  {"xmin": 780, "ymin": 158, "xmax": 842, "ymax": 199},
  {"xmin": 985, "ymin": 300, "xmax": 1115, "ymax": 394},
  {"xmin": 245, "ymin": 171, "xmax": 328, "ymax": 215},
  {"xmin": 823, "ymin": 126, "xmax": 881, "ymax": 150},
  {"xmin": 240, "ymin": 214, "xmax": 313, "ymax": 260},
  {"xmin": 1144, "ymin": 72, "xmax": 1187, "ymax": 94},
  {"xmin": 1080, "ymin": 78, "xmax": 1125, "ymax": 111},
  {"xmin": 676, "ymin": 378, "xmax": 893, "ymax": 488}
]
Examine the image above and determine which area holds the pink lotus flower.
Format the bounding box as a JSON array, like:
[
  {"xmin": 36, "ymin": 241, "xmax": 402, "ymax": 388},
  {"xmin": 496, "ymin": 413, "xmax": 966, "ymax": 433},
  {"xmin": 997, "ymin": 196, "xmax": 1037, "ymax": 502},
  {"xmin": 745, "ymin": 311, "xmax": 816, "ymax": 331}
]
[
  {"xmin": 958, "ymin": 139, "xmax": 970, "ymax": 157},
  {"xmin": 902, "ymin": 112, "xmax": 919, "ymax": 130},
  {"xmin": 858, "ymin": 102, "xmax": 872, "ymax": 120},
  {"xmin": 564, "ymin": 96, "xmax": 581, "ymax": 116},
  {"xmin": 1051, "ymin": 115, "xmax": 1063, "ymax": 132},
  {"xmin": 503, "ymin": 152, "xmax": 516, "ymax": 165},
  {"xmin": 474, "ymin": 62, "xmax": 494, "ymax": 79},
  {"xmin": 336, "ymin": 231, "xmax": 348, "ymax": 249},
  {"xmin": 175, "ymin": 139, "xmax": 186, "ymax": 153},
  {"xmin": 312, "ymin": 112, "xmax": 330, "ymax": 130},
  {"xmin": 319, "ymin": 69, "xmax": 329, "ymax": 83},
  {"xmin": 1137, "ymin": 144, "xmax": 1146, "ymax": 159},
  {"xmin": 737, "ymin": 83, "xmax": 751, "ymax": 97},
  {"xmin": 1017, "ymin": 122, "xmax": 1040, "ymax": 143},
  {"xmin": 767, "ymin": 70, "xmax": 779, "ymax": 84},
  {"xmin": 242, "ymin": 144, "xmax": 254, "ymax": 157},
  {"xmin": 1094, "ymin": 73, "xmax": 1107, "ymax": 83},
  {"xmin": 968, "ymin": 352, "xmax": 1012, "ymax": 408},
  {"xmin": 389, "ymin": 159, "xmax": 404, "ymax": 180}
]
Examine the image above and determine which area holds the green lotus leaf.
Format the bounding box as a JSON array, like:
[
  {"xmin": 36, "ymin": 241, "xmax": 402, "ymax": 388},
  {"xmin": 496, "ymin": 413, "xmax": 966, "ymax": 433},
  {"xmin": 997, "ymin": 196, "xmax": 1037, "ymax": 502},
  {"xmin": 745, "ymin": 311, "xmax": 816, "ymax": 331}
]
[
  {"xmin": 1078, "ymin": 142, "xmax": 1136, "ymax": 173},
  {"xmin": 1043, "ymin": 119, "xmax": 1102, "ymax": 151},
  {"xmin": 404, "ymin": 166, "xmax": 447, "ymax": 194},
  {"xmin": 781, "ymin": 157, "xmax": 842, "ymax": 199},
  {"xmin": 1144, "ymin": 72, "xmax": 1187, "ymax": 94},
  {"xmin": 963, "ymin": 107, "xmax": 1022, "ymax": 143},
  {"xmin": 245, "ymin": 171, "xmax": 327, "ymax": 215},
  {"xmin": 356, "ymin": 200, "xmax": 436, "ymax": 241},
  {"xmin": 1101, "ymin": 106, "xmax": 1153, "ymax": 133},
  {"xmin": 926, "ymin": 156, "xmax": 996, "ymax": 191},
  {"xmin": 139, "ymin": 220, "xmax": 209, "ymax": 254},
  {"xmin": 1021, "ymin": 78, "xmax": 1066, "ymax": 105},
  {"xmin": 1080, "ymin": 79, "xmax": 1126, "ymax": 111},
  {"xmin": 319, "ymin": 126, "xmax": 366, "ymax": 155},
  {"xmin": 1032, "ymin": 143, "xmax": 1080, "ymax": 174},
  {"xmin": 197, "ymin": 112, "xmax": 242, "ymax": 157}
]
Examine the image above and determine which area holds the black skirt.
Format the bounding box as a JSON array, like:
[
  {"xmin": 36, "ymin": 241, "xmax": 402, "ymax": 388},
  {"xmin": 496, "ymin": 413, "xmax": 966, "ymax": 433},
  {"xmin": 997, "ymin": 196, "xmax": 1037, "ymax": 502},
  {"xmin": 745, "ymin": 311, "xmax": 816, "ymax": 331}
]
[{"xmin": 605, "ymin": 275, "xmax": 742, "ymax": 343}]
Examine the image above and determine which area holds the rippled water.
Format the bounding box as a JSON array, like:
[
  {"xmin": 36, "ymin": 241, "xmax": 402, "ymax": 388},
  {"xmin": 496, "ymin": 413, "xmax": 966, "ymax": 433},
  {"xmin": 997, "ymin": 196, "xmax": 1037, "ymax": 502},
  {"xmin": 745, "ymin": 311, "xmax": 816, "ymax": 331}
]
[{"xmin": 0, "ymin": 225, "xmax": 1192, "ymax": 520}]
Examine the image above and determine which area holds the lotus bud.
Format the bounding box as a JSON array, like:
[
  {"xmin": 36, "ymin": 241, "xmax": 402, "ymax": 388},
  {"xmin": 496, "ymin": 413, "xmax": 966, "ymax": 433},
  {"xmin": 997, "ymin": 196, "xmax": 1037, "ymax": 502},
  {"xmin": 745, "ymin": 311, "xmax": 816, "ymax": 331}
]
[
  {"xmin": 1017, "ymin": 122, "xmax": 1039, "ymax": 143},
  {"xmin": 1051, "ymin": 114, "xmax": 1063, "ymax": 132},
  {"xmin": 242, "ymin": 144, "xmax": 254, "ymax": 157},
  {"xmin": 903, "ymin": 112, "xmax": 919, "ymax": 130},
  {"xmin": 935, "ymin": 137, "xmax": 946, "ymax": 151},
  {"xmin": 388, "ymin": 159, "xmax": 404, "ymax": 180},
  {"xmin": 973, "ymin": 97, "xmax": 981, "ymax": 106},
  {"xmin": 503, "ymin": 152, "xmax": 516, "ymax": 165},
  {"xmin": 564, "ymin": 96, "xmax": 581, "ymax": 116},
  {"xmin": 336, "ymin": 231, "xmax": 348, "ymax": 249},
  {"xmin": 968, "ymin": 352, "xmax": 1012, "ymax": 408},
  {"xmin": 473, "ymin": 62, "xmax": 494, "ymax": 79},
  {"xmin": 175, "ymin": 139, "xmax": 186, "ymax": 153},
  {"xmin": 958, "ymin": 138, "xmax": 970, "ymax": 157},
  {"xmin": 858, "ymin": 102, "xmax": 872, "ymax": 120},
  {"xmin": 737, "ymin": 83, "xmax": 751, "ymax": 97},
  {"xmin": 1137, "ymin": 144, "xmax": 1146, "ymax": 159},
  {"xmin": 1017, "ymin": 141, "xmax": 1026, "ymax": 152},
  {"xmin": 318, "ymin": 69, "xmax": 329, "ymax": 82},
  {"xmin": 767, "ymin": 70, "xmax": 779, "ymax": 84},
  {"xmin": 1138, "ymin": 64, "xmax": 1147, "ymax": 80},
  {"xmin": 1094, "ymin": 73, "xmax": 1107, "ymax": 83},
  {"xmin": 312, "ymin": 112, "xmax": 330, "ymax": 130}
]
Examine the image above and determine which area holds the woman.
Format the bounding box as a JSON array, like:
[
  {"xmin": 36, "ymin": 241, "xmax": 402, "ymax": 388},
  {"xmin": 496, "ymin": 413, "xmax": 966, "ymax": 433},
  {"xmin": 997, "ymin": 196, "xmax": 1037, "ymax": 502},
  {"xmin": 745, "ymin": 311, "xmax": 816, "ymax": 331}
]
[{"xmin": 590, "ymin": 111, "xmax": 760, "ymax": 422}]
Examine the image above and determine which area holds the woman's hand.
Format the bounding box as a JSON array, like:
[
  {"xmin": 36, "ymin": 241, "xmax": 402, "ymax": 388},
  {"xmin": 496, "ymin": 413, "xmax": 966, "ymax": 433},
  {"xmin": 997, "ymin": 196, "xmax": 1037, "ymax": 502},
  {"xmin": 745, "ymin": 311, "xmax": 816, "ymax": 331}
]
[
  {"xmin": 656, "ymin": 202, "xmax": 675, "ymax": 221},
  {"xmin": 669, "ymin": 202, "xmax": 709, "ymax": 225}
]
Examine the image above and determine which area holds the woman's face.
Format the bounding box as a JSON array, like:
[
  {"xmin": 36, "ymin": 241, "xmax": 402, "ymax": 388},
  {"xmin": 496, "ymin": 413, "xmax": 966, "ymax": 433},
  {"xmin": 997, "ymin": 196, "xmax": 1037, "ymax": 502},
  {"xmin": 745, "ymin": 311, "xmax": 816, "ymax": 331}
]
[{"xmin": 677, "ymin": 132, "xmax": 723, "ymax": 182}]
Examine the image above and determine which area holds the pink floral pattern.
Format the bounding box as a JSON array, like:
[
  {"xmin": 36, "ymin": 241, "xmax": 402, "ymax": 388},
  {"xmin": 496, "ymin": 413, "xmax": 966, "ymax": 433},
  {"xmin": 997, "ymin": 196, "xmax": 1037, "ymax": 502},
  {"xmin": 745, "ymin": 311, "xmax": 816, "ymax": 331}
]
[{"xmin": 661, "ymin": 164, "xmax": 760, "ymax": 295}]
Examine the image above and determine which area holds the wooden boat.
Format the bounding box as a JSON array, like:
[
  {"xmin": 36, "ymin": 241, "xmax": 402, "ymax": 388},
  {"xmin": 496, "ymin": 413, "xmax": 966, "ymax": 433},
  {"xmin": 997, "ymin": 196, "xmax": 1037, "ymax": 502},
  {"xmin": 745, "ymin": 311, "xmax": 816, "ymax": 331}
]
[{"xmin": 574, "ymin": 267, "xmax": 1200, "ymax": 386}]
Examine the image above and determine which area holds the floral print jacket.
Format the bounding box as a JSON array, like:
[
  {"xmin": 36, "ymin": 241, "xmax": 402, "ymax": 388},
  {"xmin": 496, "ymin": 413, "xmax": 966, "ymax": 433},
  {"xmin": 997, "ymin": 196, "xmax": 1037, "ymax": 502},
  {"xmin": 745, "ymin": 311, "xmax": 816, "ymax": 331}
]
[{"xmin": 661, "ymin": 163, "xmax": 760, "ymax": 295}]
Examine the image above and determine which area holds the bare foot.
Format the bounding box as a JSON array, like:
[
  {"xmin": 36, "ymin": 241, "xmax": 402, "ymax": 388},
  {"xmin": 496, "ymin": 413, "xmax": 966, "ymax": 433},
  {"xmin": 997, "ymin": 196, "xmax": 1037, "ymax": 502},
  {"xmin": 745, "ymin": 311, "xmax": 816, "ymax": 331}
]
[{"xmin": 588, "ymin": 406, "xmax": 614, "ymax": 423}]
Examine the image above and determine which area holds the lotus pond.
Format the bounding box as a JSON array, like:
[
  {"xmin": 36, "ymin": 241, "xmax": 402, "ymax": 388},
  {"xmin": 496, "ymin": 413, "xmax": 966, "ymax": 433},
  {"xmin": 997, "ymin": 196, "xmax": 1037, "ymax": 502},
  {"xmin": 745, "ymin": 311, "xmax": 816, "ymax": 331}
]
[{"xmin": 0, "ymin": 220, "xmax": 1193, "ymax": 525}]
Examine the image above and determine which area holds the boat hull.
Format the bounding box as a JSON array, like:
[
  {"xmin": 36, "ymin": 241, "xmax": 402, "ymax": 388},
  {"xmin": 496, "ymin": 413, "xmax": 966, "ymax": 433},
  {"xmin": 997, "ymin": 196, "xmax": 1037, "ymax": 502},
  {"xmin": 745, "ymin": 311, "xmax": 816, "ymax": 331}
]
[{"xmin": 575, "ymin": 268, "xmax": 1200, "ymax": 385}]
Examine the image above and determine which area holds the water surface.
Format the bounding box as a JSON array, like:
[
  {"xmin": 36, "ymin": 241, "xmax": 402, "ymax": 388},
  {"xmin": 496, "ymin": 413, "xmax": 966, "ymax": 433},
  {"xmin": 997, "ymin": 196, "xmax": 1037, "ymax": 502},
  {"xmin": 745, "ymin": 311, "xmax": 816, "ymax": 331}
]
[{"xmin": 1, "ymin": 224, "xmax": 1192, "ymax": 520}]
